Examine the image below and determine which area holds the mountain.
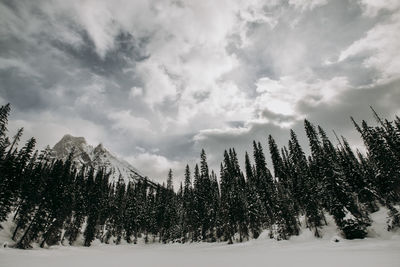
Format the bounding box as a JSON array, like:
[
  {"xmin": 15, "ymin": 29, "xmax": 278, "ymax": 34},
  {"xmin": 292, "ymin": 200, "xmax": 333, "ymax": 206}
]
[{"xmin": 51, "ymin": 134, "xmax": 155, "ymax": 186}]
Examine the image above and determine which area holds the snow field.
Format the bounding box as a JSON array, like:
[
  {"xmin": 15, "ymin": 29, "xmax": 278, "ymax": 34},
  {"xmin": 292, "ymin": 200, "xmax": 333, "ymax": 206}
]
[{"xmin": 1, "ymin": 207, "xmax": 399, "ymax": 267}]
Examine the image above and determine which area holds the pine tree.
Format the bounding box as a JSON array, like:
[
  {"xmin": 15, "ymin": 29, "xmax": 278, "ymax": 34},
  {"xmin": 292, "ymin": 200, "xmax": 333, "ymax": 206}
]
[
  {"xmin": 124, "ymin": 182, "xmax": 137, "ymax": 243},
  {"xmin": 291, "ymin": 127, "xmax": 324, "ymax": 237},
  {"xmin": 230, "ymin": 149, "xmax": 248, "ymax": 242},
  {"xmin": 252, "ymin": 141, "xmax": 275, "ymax": 226},
  {"xmin": 65, "ymin": 167, "xmax": 86, "ymax": 245},
  {"xmin": 210, "ymin": 170, "xmax": 220, "ymax": 241},
  {"xmin": 11, "ymin": 150, "xmax": 39, "ymax": 241},
  {"xmin": 162, "ymin": 169, "xmax": 178, "ymax": 242},
  {"xmin": 274, "ymin": 183, "xmax": 299, "ymax": 240},
  {"xmin": 84, "ymin": 168, "xmax": 101, "ymax": 247},
  {"xmin": 220, "ymin": 152, "xmax": 235, "ymax": 244},
  {"xmin": 0, "ymin": 136, "xmax": 35, "ymax": 227},
  {"xmin": 318, "ymin": 125, "xmax": 369, "ymax": 239},
  {"xmin": 268, "ymin": 135, "xmax": 286, "ymax": 186},
  {"xmin": 112, "ymin": 178, "xmax": 126, "ymax": 244},
  {"xmin": 192, "ymin": 164, "xmax": 201, "ymax": 241},
  {"xmin": 0, "ymin": 104, "xmax": 11, "ymax": 157},
  {"xmin": 182, "ymin": 165, "xmax": 192, "ymax": 242},
  {"xmin": 199, "ymin": 149, "xmax": 215, "ymax": 241},
  {"xmin": 146, "ymin": 186, "xmax": 158, "ymax": 242},
  {"xmin": 354, "ymin": 119, "xmax": 400, "ymax": 202},
  {"xmin": 4, "ymin": 102, "xmax": 400, "ymax": 247}
]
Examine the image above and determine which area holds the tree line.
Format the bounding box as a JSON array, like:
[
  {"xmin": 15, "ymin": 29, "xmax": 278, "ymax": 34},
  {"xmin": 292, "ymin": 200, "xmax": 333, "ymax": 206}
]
[{"xmin": 0, "ymin": 103, "xmax": 399, "ymax": 248}]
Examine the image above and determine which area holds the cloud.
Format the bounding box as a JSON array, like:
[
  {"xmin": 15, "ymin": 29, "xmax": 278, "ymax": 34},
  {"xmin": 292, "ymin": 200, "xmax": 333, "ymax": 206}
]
[
  {"xmin": 7, "ymin": 111, "xmax": 106, "ymax": 151},
  {"xmin": 338, "ymin": 12, "xmax": 400, "ymax": 85},
  {"xmin": 0, "ymin": 58, "xmax": 40, "ymax": 78},
  {"xmin": 359, "ymin": 0, "xmax": 400, "ymax": 17},
  {"xmin": 193, "ymin": 79, "xmax": 400, "ymax": 178},
  {"xmin": 288, "ymin": 0, "xmax": 328, "ymax": 12},
  {"xmin": 129, "ymin": 86, "xmax": 143, "ymax": 98},
  {"xmin": 192, "ymin": 118, "xmax": 295, "ymax": 175},
  {"xmin": 255, "ymin": 75, "xmax": 350, "ymax": 118},
  {"xmin": 108, "ymin": 110, "xmax": 153, "ymax": 138},
  {"xmin": 1, "ymin": 0, "xmax": 400, "ymax": 183},
  {"xmin": 136, "ymin": 60, "xmax": 179, "ymax": 106},
  {"xmin": 126, "ymin": 152, "xmax": 182, "ymax": 184}
]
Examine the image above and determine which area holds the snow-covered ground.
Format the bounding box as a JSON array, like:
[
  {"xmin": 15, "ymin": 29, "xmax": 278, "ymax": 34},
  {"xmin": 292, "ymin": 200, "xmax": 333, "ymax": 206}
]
[
  {"xmin": 1, "ymin": 235, "xmax": 399, "ymax": 267},
  {"xmin": 1, "ymin": 208, "xmax": 399, "ymax": 267}
]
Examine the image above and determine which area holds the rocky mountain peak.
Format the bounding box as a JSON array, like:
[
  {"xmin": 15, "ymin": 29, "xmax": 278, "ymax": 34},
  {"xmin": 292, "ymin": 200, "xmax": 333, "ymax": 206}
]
[
  {"xmin": 94, "ymin": 143, "xmax": 106, "ymax": 154},
  {"xmin": 57, "ymin": 134, "xmax": 87, "ymax": 146},
  {"xmin": 50, "ymin": 134, "xmax": 154, "ymax": 186}
]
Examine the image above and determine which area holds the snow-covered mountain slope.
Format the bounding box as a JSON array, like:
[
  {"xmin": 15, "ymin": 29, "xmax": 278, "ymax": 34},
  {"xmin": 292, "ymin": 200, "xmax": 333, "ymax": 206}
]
[{"xmin": 51, "ymin": 134, "xmax": 153, "ymax": 185}]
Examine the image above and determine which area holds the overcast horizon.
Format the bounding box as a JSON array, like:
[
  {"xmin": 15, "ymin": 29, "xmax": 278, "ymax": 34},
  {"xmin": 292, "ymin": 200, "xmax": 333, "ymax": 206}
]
[{"xmin": 1, "ymin": 0, "xmax": 400, "ymax": 184}]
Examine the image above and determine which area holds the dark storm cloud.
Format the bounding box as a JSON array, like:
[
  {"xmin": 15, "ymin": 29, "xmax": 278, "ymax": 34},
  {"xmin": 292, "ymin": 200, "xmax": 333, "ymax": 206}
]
[
  {"xmin": 51, "ymin": 31, "xmax": 150, "ymax": 78},
  {"xmin": 0, "ymin": 0, "xmax": 150, "ymax": 111}
]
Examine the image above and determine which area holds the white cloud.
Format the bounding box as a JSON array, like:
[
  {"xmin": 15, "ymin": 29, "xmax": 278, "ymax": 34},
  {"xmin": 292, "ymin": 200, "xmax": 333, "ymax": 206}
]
[
  {"xmin": 130, "ymin": 1, "xmax": 246, "ymax": 113},
  {"xmin": 338, "ymin": 13, "xmax": 400, "ymax": 84},
  {"xmin": 2, "ymin": 0, "xmax": 311, "ymax": 131},
  {"xmin": 126, "ymin": 152, "xmax": 182, "ymax": 184},
  {"xmin": 129, "ymin": 86, "xmax": 143, "ymax": 98},
  {"xmin": 135, "ymin": 146, "xmax": 146, "ymax": 153},
  {"xmin": 108, "ymin": 110, "xmax": 153, "ymax": 136},
  {"xmin": 358, "ymin": 0, "xmax": 400, "ymax": 17},
  {"xmin": 75, "ymin": 79, "xmax": 106, "ymax": 107},
  {"xmin": 74, "ymin": 1, "xmax": 120, "ymax": 58},
  {"xmin": 175, "ymin": 81, "xmax": 251, "ymax": 128},
  {"xmin": 124, "ymin": 1, "xmax": 267, "ymax": 127},
  {"xmin": 7, "ymin": 112, "xmax": 106, "ymax": 151},
  {"xmin": 288, "ymin": 0, "xmax": 328, "ymax": 11},
  {"xmin": 136, "ymin": 60, "xmax": 179, "ymax": 106},
  {"xmin": 255, "ymin": 75, "xmax": 350, "ymax": 118},
  {"xmin": 38, "ymin": 0, "xmax": 125, "ymax": 58},
  {"xmin": 194, "ymin": 126, "xmax": 250, "ymax": 142}
]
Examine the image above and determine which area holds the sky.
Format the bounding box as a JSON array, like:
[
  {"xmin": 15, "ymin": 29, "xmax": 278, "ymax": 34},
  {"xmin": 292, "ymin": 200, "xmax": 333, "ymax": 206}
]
[{"xmin": 1, "ymin": 0, "xmax": 400, "ymax": 185}]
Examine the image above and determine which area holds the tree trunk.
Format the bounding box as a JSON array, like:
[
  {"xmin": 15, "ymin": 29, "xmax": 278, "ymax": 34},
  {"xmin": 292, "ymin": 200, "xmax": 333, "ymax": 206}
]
[
  {"xmin": 17, "ymin": 216, "xmax": 36, "ymax": 248},
  {"xmin": 12, "ymin": 223, "xmax": 20, "ymax": 241}
]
